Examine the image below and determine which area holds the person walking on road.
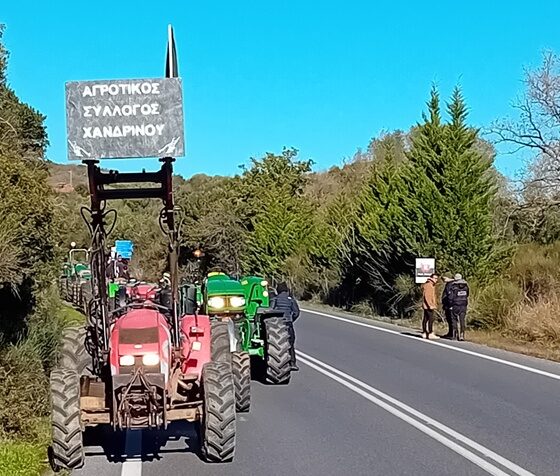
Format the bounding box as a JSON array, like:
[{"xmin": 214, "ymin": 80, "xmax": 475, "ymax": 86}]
[
  {"xmin": 441, "ymin": 276, "xmax": 454, "ymax": 338},
  {"xmin": 422, "ymin": 273, "xmax": 439, "ymax": 339},
  {"xmin": 448, "ymin": 273, "xmax": 469, "ymax": 341},
  {"xmin": 271, "ymin": 282, "xmax": 300, "ymax": 371}
]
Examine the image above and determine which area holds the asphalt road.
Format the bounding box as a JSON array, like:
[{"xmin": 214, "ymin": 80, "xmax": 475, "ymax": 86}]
[{"xmin": 74, "ymin": 308, "xmax": 560, "ymax": 476}]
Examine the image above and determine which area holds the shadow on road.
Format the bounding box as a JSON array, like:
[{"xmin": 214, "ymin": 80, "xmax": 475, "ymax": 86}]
[
  {"xmin": 83, "ymin": 421, "xmax": 199, "ymax": 463},
  {"xmin": 400, "ymin": 331, "xmax": 423, "ymax": 339}
]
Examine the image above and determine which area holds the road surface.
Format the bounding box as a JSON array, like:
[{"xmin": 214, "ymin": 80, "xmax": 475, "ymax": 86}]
[{"xmin": 74, "ymin": 308, "xmax": 560, "ymax": 476}]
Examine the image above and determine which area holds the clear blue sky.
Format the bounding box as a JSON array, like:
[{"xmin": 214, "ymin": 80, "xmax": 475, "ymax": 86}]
[{"xmin": 2, "ymin": 1, "xmax": 560, "ymax": 178}]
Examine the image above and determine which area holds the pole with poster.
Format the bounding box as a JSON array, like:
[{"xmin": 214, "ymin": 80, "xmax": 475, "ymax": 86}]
[{"xmin": 415, "ymin": 258, "xmax": 436, "ymax": 284}]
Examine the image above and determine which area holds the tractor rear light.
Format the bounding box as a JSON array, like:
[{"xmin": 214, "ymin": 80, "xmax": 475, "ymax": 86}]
[
  {"xmin": 142, "ymin": 353, "xmax": 160, "ymax": 366},
  {"xmin": 191, "ymin": 341, "xmax": 202, "ymax": 351},
  {"xmin": 190, "ymin": 326, "xmax": 204, "ymax": 335},
  {"xmin": 119, "ymin": 355, "xmax": 135, "ymax": 366}
]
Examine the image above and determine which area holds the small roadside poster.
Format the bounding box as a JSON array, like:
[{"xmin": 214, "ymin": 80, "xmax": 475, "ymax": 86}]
[{"xmin": 415, "ymin": 258, "xmax": 436, "ymax": 284}]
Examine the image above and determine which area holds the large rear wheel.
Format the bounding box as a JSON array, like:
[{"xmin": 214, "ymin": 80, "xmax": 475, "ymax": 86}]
[
  {"xmin": 50, "ymin": 368, "xmax": 84, "ymax": 471},
  {"xmin": 232, "ymin": 351, "xmax": 251, "ymax": 412},
  {"xmin": 200, "ymin": 362, "xmax": 236, "ymax": 462},
  {"xmin": 264, "ymin": 317, "xmax": 292, "ymax": 385},
  {"xmin": 59, "ymin": 326, "xmax": 92, "ymax": 376}
]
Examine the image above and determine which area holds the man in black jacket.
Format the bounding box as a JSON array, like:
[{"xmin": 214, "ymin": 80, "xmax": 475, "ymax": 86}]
[
  {"xmin": 271, "ymin": 282, "xmax": 300, "ymax": 371},
  {"xmin": 441, "ymin": 276, "xmax": 454, "ymax": 338},
  {"xmin": 448, "ymin": 273, "xmax": 469, "ymax": 341}
]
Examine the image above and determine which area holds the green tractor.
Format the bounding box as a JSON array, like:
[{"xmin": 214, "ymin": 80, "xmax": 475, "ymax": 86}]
[
  {"xmin": 238, "ymin": 276, "xmax": 293, "ymax": 386},
  {"xmin": 196, "ymin": 272, "xmax": 293, "ymax": 413},
  {"xmin": 59, "ymin": 243, "xmax": 92, "ymax": 314}
]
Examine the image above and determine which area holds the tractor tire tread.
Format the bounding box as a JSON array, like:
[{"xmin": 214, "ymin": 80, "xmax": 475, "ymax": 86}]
[
  {"xmin": 59, "ymin": 326, "xmax": 92, "ymax": 376},
  {"xmin": 232, "ymin": 351, "xmax": 251, "ymax": 412},
  {"xmin": 50, "ymin": 368, "xmax": 84, "ymax": 470},
  {"xmin": 264, "ymin": 317, "xmax": 292, "ymax": 385},
  {"xmin": 201, "ymin": 362, "xmax": 236, "ymax": 463},
  {"xmin": 210, "ymin": 321, "xmax": 232, "ymax": 365}
]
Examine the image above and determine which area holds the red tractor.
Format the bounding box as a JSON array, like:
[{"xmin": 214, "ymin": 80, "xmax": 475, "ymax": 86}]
[
  {"xmin": 49, "ymin": 28, "xmax": 236, "ymax": 471},
  {"xmin": 51, "ymin": 169, "xmax": 236, "ymax": 472}
]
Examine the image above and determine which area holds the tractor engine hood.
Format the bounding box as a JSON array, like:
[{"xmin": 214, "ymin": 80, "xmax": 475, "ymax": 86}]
[{"xmin": 109, "ymin": 307, "xmax": 171, "ymax": 383}]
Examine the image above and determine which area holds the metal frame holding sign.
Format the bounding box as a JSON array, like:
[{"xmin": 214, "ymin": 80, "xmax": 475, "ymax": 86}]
[
  {"xmin": 415, "ymin": 258, "xmax": 436, "ymax": 284},
  {"xmin": 65, "ymin": 77, "xmax": 185, "ymax": 161}
]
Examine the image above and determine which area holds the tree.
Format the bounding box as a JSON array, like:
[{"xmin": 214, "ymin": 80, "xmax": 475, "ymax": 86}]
[
  {"xmin": 343, "ymin": 87, "xmax": 501, "ymax": 315},
  {"xmin": 492, "ymin": 52, "xmax": 560, "ymax": 194},
  {"xmin": 400, "ymin": 86, "xmax": 500, "ymax": 279},
  {"xmin": 0, "ymin": 25, "xmax": 56, "ymax": 344},
  {"xmin": 236, "ymin": 148, "xmax": 315, "ymax": 282}
]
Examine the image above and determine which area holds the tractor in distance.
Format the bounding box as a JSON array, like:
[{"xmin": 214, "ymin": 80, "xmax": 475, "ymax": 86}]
[{"xmin": 58, "ymin": 241, "xmax": 92, "ymax": 314}]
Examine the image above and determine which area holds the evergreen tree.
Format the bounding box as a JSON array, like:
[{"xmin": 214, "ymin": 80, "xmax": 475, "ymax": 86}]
[
  {"xmin": 400, "ymin": 86, "xmax": 499, "ymax": 280},
  {"xmin": 237, "ymin": 149, "xmax": 315, "ymax": 280}
]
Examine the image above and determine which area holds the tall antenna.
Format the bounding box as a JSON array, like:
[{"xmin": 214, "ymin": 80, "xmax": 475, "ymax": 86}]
[{"xmin": 165, "ymin": 24, "xmax": 179, "ymax": 78}]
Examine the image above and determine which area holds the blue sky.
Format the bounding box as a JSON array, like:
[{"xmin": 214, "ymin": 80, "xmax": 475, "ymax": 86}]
[{"xmin": 2, "ymin": 1, "xmax": 560, "ymax": 178}]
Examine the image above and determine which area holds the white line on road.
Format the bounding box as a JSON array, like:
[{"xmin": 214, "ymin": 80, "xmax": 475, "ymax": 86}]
[
  {"xmin": 302, "ymin": 308, "xmax": 560, "ymax": 382},
  {"xmin": 297, "ymin": 350, "xmax": 535, "ymax": 476},
  {"xmin": 121, "ymin": 430, "xmax": 142, "ymax": 476}
]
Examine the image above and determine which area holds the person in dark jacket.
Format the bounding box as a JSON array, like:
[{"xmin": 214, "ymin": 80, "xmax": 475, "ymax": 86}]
[
  {"xmin": 448, "ymin": 273, "xmax": 469, "ymax": 341},
  {"xmin": 270, "ymin": 282, "xmax": 300, "ymax": 371},
  {"xmin": 441, "ymin": 276, "xmax": 454, "ymax": 338}
]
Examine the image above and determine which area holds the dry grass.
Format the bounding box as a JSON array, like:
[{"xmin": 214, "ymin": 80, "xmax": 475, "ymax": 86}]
[{"xmin": 467, "ymin": 329, "xmax": 560, "ymax": 363}]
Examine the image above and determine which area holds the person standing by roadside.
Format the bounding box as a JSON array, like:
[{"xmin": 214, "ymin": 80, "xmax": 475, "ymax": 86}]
[
  {"xmin": 441, "ymin": 276, "xmax": 454, "ymax": 338},
  {"xmin": 448, "ymin": 273, "xmax": 469, "ymax": 341},
  {"xmin": 422, "ymin": 273, "xmax": 439, "ymax": 339}
]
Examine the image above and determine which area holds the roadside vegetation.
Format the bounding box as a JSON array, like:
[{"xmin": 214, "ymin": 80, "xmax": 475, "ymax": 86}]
[{"xmin": 3, "ymin": 21, "xmax": 560, "ymax": 473}]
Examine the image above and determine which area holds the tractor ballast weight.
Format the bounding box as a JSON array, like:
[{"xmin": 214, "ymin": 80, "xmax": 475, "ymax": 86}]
[{"xmin": 50, "ymin": 26, "xmax": 236, "ymax": 471}]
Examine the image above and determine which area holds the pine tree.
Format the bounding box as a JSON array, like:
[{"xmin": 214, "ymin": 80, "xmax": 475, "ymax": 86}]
[{"xmin": 400, "ymin": 86, "xmax": 499, "ymax": 280}]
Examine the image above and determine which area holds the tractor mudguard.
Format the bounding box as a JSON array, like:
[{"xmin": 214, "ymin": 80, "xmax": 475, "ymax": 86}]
[
  {"xmin": 227, "ymin": 318, "xmax": 238, "ymax": 352},
  {"xmin": 256, "ymin": 308, "xmax": 285, "ymax": 321}
]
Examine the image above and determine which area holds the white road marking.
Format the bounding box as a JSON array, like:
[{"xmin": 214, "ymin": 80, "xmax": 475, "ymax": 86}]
[
  {"xmin": 121, "ymin": 430, "xmax": 142, "ymax": 476},
  {"xmin": 297, "ymin": 350, "xmax": 535, "ymax": 476},
  {"xmin": 302, "ymin": 308, "xmax": 560, "ymax": 381}
]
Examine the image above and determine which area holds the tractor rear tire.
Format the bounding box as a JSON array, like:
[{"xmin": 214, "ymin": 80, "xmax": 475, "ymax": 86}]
[
  {"xmin": 232, "ymin": 351, "xmax": 251, "ymax": 412},
  {"xmin": 210, "ymin": 321, "xmax": 232, "ymax": 365},
  {"xmin": 59, "ymin": 326, "xmax": 92, "ymax": 376},
  {"xmin": 264, "ymin": 317, "xmax": 292, "ymax": 385},
  {"xmin": 50, "ymin": 368, "xmax": 84, "ymax": 471},
  {"xmin": 200, "ymin": 362, "xmax": 236, "ymax": 463},
  {"xmin": 81, "ymin": 282, "xmax": 93, "ymax": 316}
]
